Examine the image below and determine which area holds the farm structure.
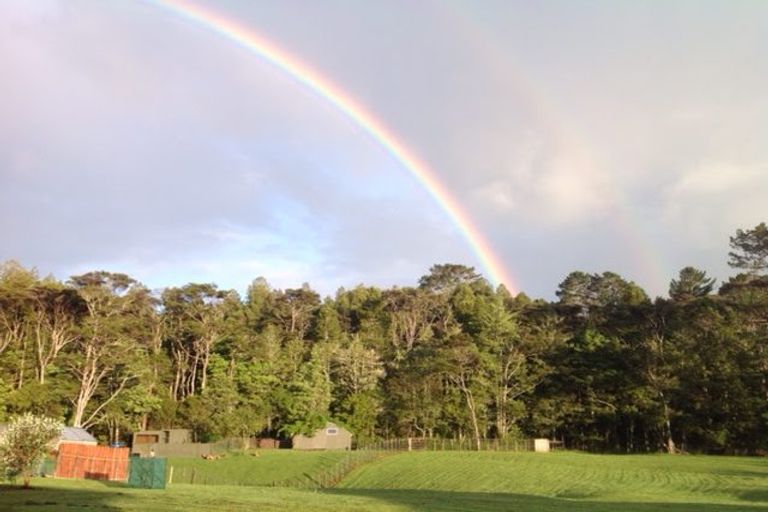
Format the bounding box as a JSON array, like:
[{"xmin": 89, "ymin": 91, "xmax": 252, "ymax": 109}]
[
  {"xmin": 130, "ymin": 429, "xmax": 251, "ymax": 457},
  {"xmin": 292, "ymin": 422, "xmax": 352, "ymax": 450},
  {"xmin": 131, "ymin": 428, "xmax": 204, "ymax": 457},
  {"xmin": 54, "ymin": 444, "xmax": 130, "ymax": 481}
]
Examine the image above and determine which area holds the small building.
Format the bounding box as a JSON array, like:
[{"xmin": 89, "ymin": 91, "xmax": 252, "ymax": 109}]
[
  {"xmin": 130, "ymin": 429, "xmax": 213, "ymax": 457},
  {"xmin": 292, "ymin": 422, "xmax": 352, "ymax": 450},
  {"xmin": 132, "ymin": 428, "xmax": 190, "ymax": 448}
]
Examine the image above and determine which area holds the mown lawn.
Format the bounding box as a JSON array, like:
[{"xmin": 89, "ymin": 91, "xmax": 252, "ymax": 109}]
[
  {"xmin": 2, "ymin": 451, "xmax": 768, "ymax": 511},
  {"xmin": 340, "ymin": 451, "xmax": 768, "ymax": 509}
]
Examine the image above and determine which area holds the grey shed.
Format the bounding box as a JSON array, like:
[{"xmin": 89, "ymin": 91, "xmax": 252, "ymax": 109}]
[{"xmin": 292, "ymin": 422, "xmax": 352, "ymax": 450}]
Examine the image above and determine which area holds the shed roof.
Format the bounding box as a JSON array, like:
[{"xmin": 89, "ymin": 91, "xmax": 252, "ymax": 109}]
[
  {"xmin": 60, "ymin": 427, "xmax": 97, "ymax": 443},
  {"xmin": 0, "ymin": 424, "xmax": 96, "ymax": 443}
]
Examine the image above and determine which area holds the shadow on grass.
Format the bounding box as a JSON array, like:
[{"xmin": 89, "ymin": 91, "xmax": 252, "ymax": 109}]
[
  {"xmin": 328, "ymin": 488, "xmax": 768, "ymax": 512},
  {"xmin": 0, "ymin": 481, "xmax": 128, "ymax": 512},
  {"xmin": 739, "ymin": 490, "xmax": 768, "ymax": 503}
]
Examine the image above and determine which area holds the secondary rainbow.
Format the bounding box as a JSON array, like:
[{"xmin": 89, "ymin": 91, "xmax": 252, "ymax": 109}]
[
  {"xmin": 151, "ymin": 0, "xmax": 517, "ymax": 292},
  {"xmin": 440, "ymin": 3, "xmax": 670, "ymax": 293}
]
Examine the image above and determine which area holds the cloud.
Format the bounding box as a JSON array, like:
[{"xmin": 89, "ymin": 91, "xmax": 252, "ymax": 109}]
[
  {"xmin": 470, "ymin": 129, "xmax": 612, "ymax": 225},
  {"xmin": 663, "ymin": 162, "xmax": 768, "ymax": 250},
  {"xmin": 1, "ymin": 0, "xmax": 767, "ymax": 299}
]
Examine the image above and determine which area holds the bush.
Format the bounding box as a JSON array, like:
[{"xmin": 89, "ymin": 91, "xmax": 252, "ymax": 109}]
[{"xmin": 0, "ymin": 413, "xmax": 62, "ymax": 487}]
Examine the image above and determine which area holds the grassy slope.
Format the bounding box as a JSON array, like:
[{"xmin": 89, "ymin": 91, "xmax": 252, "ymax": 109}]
[
  {"xmin": 4, "ymin": 452, "xmax": 768, "ymax": 511},
  {"xmin": 167, "ymin": 450, "xmax": 349, "ymax": 485},
  {"xmin": 340, "ymin": 451, "xmax": 768, "ymax": 507}
]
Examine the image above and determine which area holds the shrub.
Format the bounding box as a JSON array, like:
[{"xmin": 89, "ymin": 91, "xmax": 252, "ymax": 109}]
[{"xmin": 0, "ymin": 413, "xmax": 62, "ymax": 488}]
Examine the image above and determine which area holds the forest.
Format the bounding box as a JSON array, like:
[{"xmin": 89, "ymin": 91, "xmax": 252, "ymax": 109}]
[{"xmin": 0, "ymin": 222, "xmax": 766, "ymax": 455}]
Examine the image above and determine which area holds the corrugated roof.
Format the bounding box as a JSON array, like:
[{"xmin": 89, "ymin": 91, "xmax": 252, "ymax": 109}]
[
  {"xmin": 60, "ymin": 427, "xmax": 97, "ymax": 443},
  {"xmin": 0, "ymin": 424, "xmax": 96, "ymax": 443}
]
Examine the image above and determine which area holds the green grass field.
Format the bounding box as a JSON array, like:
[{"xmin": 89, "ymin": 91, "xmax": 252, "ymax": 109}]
[
  {"xmin": 3, "ymin": 451, "xmax": 768, "ymax": 511},
  {"xmin": 167, "ymin": 450, "xmax": 350, "ymax": 485}
]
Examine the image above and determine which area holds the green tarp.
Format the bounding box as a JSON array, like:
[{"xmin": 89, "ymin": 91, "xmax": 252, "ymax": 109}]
[
  {"xmin": 38, "ymin": 457, "xmax": 56, "ymax": 477},
  {"xmin": 128, "ymin": 457, "xmax": 166, "ymax": 489}
]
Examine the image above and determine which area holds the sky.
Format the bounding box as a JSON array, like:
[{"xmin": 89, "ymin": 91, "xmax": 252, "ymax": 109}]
[{"xmin": 1, "ymin": 0, "xmax": 767, "ymax": 299}]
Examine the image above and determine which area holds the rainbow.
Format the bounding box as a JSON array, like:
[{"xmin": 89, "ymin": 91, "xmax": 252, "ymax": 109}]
[{"xmin": 150, "ymin": 0, "xmax": 517, "ymax": 292}]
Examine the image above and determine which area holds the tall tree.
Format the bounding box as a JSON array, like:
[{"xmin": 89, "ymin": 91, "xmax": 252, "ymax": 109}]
[
  {"xmin": 438, "ymin": 335, "xmax": 488, "ymax": 451},
  {"xmin": 729, "ymin": 222, "xmax": 768, "ymax": 275},
  {"xmin": 30, "ymin": 285, "xmax": 85, "ymax": 384},
  {"xmin": 67, "ymin": 272, "xmax": 150, "ymax": 428},
  {"xmin": 418, "ymin": 264, "xmax": 484, "ymax": 293},
  {"xmin": 0, "ymin": 262, "xmax": 38, "ymax": 387},
  {"xmin": 669, "ymin": 267, "xmax": 716, "ymax": 302},
  {"xmin": 162, "ymin": 284, "xmax": 227, "ymax": 399},
  {"xmin": 271, "ymin": 284, "xmax": 320, "ymax": 340},
  {"xmin": 557, "ymin": 271, "xmax": 648, "ymax": 314},
  {"xmin": 382, "ymin": 288, "xmax": 438, "ymax": 360}
]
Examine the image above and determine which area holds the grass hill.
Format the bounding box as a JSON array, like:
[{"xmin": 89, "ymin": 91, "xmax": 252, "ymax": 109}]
[
  {"xmin": 4, "ymin": 451, "xmax": 768, "ymax": 511},
  {"xmin": 339, "ymin": 451, "xmax": 768, "ymax": 507}
]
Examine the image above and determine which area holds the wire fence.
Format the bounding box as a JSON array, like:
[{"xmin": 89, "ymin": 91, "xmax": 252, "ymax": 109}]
[
  {"xmin": 359, "ymin": 437, "xmax": 539, "ymax": 452},
  {"xmin": 161, "ymin": 437, "xmax": 560, "ymax": 489},
  {"xmin": 167, "ymin": 449, "xmax": 386, "ymax": 488},
  {"xmin": 276, "ymin": 450, "xmax": 388, "ymax": 489},
  {"xmin": 169, "ymin": 465, "xmax": 252, "ymax": 487}
]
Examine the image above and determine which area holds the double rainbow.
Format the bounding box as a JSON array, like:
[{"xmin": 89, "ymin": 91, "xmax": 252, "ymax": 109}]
[{"xmin": 151, "ymin": 0, "xmax": 516, "ymax": 292}]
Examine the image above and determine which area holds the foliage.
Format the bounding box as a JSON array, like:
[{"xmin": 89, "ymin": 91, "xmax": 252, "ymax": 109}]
[
  {"xmin": 0, "ymin": 413, "xmax": 62, "ymax": 487},
  {"xmin": 0, "ymin": 222, "xmax": 766, "ymax": 454},
  {"xmin": 729, "ymin": 222, "xmax": 768, "ymax": 274},
  {"xmin": 669, "ymin": 266, "xmax": 716, "ymax": 301}
]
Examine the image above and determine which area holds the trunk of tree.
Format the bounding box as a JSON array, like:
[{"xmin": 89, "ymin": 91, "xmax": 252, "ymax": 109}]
[
  {"xmin": 661, "ymin": 392, "xmax": 676, "ymax": 454},
  {"xmin": 0, "ymin": 308, "xmax": 27, "ymax": 356},
  {"xmin": 33, "ymin": 296, "xmax": 78, "ymax": 385},
  {"xmin": 200, "ymin": 349, "xmax": 209, "ymax": 391},
  {"xmin": 456, "ymin": 374, "xmax": 482, "ymax": 451},
  {"xmin": 71, "ymin": 344, "xmax": 101, "ymax": 427},
  {"xmin": 17, "ymin": 334, "xmax": 27, "ymax": 389},
  {"xmin": 495, "ymin": 389, "xmax": 508, "ymax": 438}
]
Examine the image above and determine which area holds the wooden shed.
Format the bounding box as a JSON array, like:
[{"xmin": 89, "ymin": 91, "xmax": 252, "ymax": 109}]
[{"xmin": 292, "ymin": 422, "xmax": 352, "ymax": 450}]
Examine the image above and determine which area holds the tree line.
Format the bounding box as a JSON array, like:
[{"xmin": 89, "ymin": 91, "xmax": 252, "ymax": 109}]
[{"xmin": 0, "ymin": 222, "xmax": 766, "ymax": 454}]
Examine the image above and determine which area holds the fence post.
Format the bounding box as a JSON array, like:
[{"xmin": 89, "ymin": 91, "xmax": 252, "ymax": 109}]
[{"xmin": 408, "ymin": 438, "xmax": 412, "ymax": 452}]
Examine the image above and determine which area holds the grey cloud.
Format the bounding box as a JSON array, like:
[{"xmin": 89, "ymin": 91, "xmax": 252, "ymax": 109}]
[{"xmin": 2, "ymin": 0, "xmax": 767, "ymax": 299}]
